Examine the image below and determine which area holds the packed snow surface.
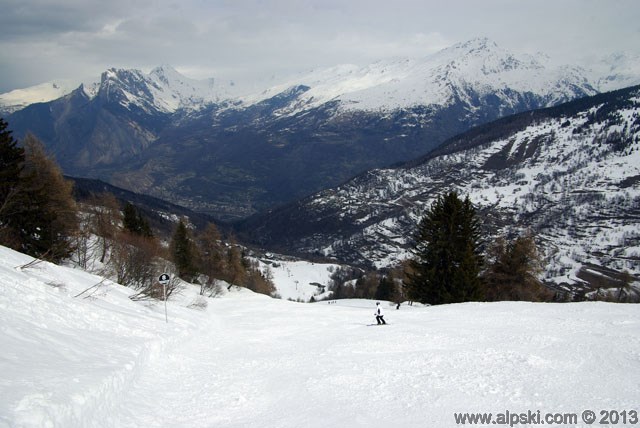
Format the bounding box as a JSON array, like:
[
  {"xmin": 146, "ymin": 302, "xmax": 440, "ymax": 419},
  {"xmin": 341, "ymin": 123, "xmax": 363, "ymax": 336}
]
[
  {"xmin": 256, "ymin": 257, "xmax": 339, "ymax": 301},
  {"xmin": 1, "ymin": 245, "xmax": 639, "ymax": 427}
]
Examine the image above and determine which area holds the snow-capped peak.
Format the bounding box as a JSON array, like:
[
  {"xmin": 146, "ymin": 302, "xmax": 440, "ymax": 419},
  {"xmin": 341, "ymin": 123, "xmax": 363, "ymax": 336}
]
[
  {"xmin": 444, "ymin": 36, "xmax": 502, "ymax": 59},
  {"xmin": 96, "ymin": 66, "xmax": 242, "ymax": 114},
  {"xmin": 0, "ymin": 80, "xmax": 80, "ymax": 114},
  {"xmin": 432, "ymin": 36, "xmax": 543, "ymax": 75},
  {"xmin": 0, "ymin": 66, "xmax": 242, "ymax": 116},
  {"xmin": 588, "ymin": 51, "xmax": 640, "ymax": 92},
  {"xmin": 239, "ymin": 37, "xmax": 595, "ymax": 114}
]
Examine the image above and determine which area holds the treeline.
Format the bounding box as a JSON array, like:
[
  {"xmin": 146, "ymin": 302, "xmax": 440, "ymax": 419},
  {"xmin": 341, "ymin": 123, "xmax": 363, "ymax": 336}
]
[
  {"xmin": 76, "ymin": 194, "xmax": 275, "ymax": 299},
  {"xmin": 329, "ymin": 191, "xmax": 638, "ymax": 305},
  {"xmin": 167, "ymin": 219, "xmax": 275, "ymax": 296},
  {"xmin": 0, "ymin": 118, "xmax": 274, "ymax": 299}
]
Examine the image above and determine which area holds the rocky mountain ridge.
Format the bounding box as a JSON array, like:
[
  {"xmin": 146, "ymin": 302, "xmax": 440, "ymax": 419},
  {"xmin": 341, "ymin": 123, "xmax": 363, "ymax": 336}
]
[{"xmin": 237, "ymin": 85, "xmax": 640, "ymax": 292}]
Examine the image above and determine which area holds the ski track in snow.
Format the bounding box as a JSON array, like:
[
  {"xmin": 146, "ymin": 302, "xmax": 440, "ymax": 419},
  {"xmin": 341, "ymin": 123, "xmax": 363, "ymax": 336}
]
[
  {"xmin": 109, "ymin": 299, "xmax": 640, "ymax": 428},
  {"xmin": 1, "ymin": 245, "xmax": 639, "ymax": 427}
]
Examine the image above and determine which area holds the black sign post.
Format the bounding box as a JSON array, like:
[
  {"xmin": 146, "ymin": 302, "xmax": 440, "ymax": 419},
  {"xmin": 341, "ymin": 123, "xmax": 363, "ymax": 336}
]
[{"xmin": 158, "ymin": 273, "xmax": 170, "ymax": 323}]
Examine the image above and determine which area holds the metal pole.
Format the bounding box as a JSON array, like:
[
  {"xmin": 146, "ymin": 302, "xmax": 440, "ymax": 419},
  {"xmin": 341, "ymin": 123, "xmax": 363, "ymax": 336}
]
[{"xmin": 163, "ymin": 282, "xmax": 168, "ymax": 323}]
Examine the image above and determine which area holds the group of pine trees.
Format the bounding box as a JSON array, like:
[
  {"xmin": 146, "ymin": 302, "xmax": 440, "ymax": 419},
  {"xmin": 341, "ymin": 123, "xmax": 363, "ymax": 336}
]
[
  {"xmin": 404, "ymin": 191, "xmax": 553, "ymax": 305},
  {"xmin": 327, "ymin": 265, "xmax": 406, "ymax": 304},
  {"xmin": 76, "ymin": 196, "xmax": 275, "ymax": 299},
  {"xmin": 327, "ymin": 191, "xmax": 553, "ymax": 306},
  {"xmin": 168, "ymin": 219, "xmax": 275, "ymax": 296}
]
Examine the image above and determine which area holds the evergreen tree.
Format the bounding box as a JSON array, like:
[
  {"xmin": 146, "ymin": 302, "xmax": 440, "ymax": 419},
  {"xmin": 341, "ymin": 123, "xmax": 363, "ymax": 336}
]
[
  {"xmin": 405, "ymin": 191, "xmax": 484, "ymax": 304},
  {"xmin": 122, "ymin": 202, "xmax": 152, "ymax": 237},
  {"xmin": 354, "ymin": 273, "xmax": 379, "ymax": 299},
  {"xmin": 0, "ymin": 118, "xmax": 25, "ymax": 248},
  {"xmin": 122, "ymin": 202, "xmax": 138, "ymax": 233},
  {"xmin": 375, "ymin": 275, "xmax": 396, "ymax": 301},
  {"xmin": 170, "ymin": 219, "xmax": 197, "ymax": 280}
]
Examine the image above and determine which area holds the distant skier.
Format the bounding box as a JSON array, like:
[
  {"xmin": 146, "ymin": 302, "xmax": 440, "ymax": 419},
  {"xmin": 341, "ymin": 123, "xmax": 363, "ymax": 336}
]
[{"xmin": 374, "ymin": 302, "xmax": 386, "ymax": 325}]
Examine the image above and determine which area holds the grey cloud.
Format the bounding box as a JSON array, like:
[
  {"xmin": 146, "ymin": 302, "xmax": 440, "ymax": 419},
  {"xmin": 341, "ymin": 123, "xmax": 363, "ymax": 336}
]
[
  {"xmin": 1, "ymin": 0, "xmax": 639, "ymax": 93},
  {"xmin": 0, "ymin": 0, "xmax": 137, "ymax": 40}
]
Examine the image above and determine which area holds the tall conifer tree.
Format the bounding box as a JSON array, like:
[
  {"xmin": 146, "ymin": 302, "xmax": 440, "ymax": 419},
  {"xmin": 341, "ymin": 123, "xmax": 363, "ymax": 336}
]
[
  {"xmin": 405, "ymin": 191, "xmax": 484, "ymax": 304},
  {"xmin": 0, "ymin": 118, "xmax": 25, "ymax": 248},
  {"xmin": 171, "ymin": 219, "xmax": 197, "ymax": 280},
  {"xmin": 122, "ymin": 202, "xmax": 152, "ymax": 237}
]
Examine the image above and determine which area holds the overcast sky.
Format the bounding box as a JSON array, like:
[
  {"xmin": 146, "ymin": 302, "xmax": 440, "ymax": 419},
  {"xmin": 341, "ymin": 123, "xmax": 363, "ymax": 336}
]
[{"xmin": 1, "ymin": 0, "xmax": 639, "ymax": 93}]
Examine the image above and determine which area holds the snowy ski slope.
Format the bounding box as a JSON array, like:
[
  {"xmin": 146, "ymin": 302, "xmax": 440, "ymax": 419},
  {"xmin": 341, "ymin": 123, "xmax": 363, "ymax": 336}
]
[{"xmin": 1, "ymin": 245, "xmax": 639, "ymax": 427}]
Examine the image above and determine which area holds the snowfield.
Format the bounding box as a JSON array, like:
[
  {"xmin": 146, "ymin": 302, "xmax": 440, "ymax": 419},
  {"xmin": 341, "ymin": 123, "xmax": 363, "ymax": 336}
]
[
  {"xmin": 1, "ymin": 245, "xmax": 639, "ymax": 428},
  {"xmin": 255, "ymin": 257, "xmax": 339, "ymax": 301}
]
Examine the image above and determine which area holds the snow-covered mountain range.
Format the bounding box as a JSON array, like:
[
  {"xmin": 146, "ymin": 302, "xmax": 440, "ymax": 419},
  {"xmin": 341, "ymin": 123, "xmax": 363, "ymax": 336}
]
[
  {"xmin": 0, "ymin": 65, "xmax": 241, "ymax": 116},
  {"xmin": 243, "ymin": 38, "xmax": 598, "ymax": 114},
  {"xmin": 238, "ymin": 85, "xmax": 640, "ymax": 294},
  {"xmin": 3, "ymin": 38, "xmax": 638, "ymax": 116},
  {"xmin": 4, "ymin": 38, "xmax": 640, "ymax": 220}
]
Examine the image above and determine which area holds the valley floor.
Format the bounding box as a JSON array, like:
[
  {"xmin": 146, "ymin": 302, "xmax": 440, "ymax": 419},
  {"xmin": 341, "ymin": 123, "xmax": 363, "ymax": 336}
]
[{"xmin": 1, "ymin": 246, "xmax": 639, "ymax": 427}]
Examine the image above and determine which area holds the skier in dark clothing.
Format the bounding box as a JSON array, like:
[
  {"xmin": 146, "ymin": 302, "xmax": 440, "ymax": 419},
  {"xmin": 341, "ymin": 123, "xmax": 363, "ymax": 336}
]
[{"xmin": 374, "ymin": 302, "xmax": 386, "ymax": 325}]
